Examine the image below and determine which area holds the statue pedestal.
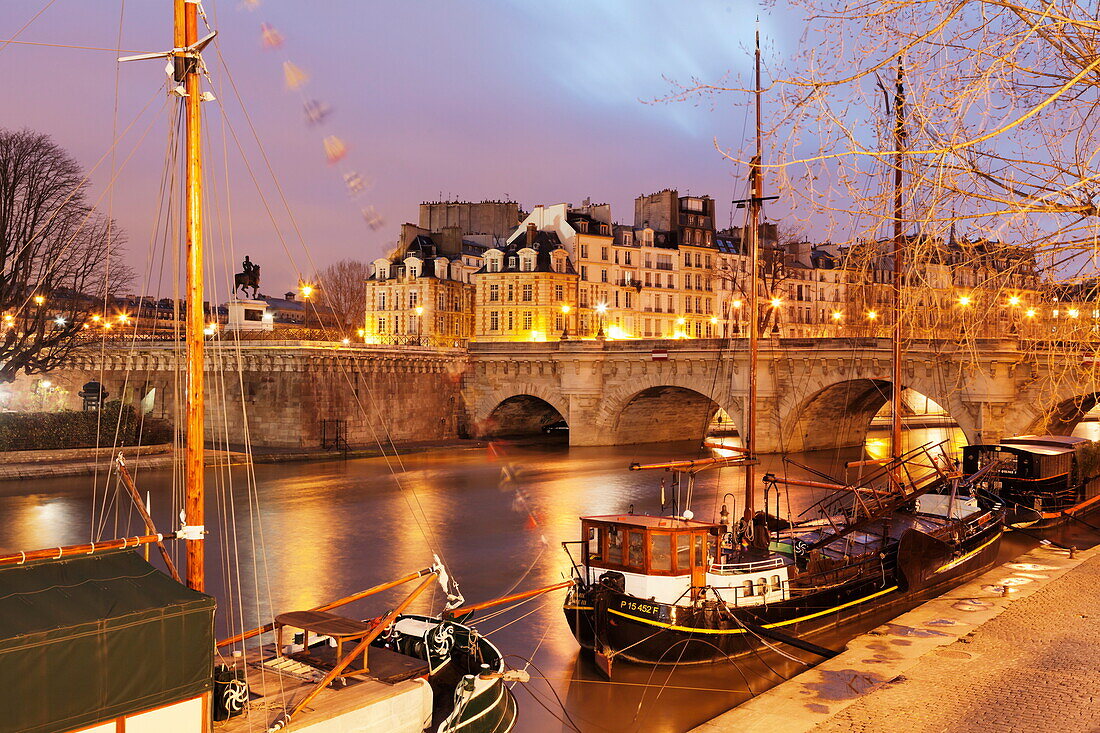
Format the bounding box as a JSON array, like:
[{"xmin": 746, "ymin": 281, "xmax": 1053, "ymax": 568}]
[{"xmin": 226, "ymin": 299, "xmax": 273, "ymax": 331}]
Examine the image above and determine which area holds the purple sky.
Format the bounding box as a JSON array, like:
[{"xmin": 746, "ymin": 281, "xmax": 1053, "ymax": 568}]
[{"xmin": 2, "ymin": 1, "xmax": 793, "ymax": 297}]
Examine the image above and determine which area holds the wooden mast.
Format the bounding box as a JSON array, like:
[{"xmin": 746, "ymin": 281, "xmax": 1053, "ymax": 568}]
[
  {"xmin": 890, "ymin": 59, "xmax": 906, "ymax": 465},
  {"xmin": 744, "ymin": 25, "xmax": 763, "ymax": 527},
  {"xmin": 176, "ymin": 0, "xmax": 205, "ymax": 593}
]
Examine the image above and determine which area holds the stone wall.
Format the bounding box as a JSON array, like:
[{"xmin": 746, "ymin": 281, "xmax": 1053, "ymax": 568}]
[{"xmin": 8, "ymin": 343, "xmax": 468, "ymax": 450}]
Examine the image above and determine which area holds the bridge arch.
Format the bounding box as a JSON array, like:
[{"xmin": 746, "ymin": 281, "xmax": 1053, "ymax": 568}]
[
  {"xmin": 470, "ymin": 385, "xmax": 570, "ymax": 439},
  {"xmin": 779, "ymin": 378, "xmax": 971, "ymax": 453},
  {"xmin": 594, "ymin": 374, "xmax": 740, "ymax": 445},
  {"xmin": 1025, "ymin": 391, "xmax": 1100, "ymax": 436}
]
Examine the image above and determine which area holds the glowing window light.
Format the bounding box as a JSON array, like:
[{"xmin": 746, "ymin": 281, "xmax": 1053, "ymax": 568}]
[{"xmin": 607, "ymin": 325, "xmax": 632, "ymax": 340}]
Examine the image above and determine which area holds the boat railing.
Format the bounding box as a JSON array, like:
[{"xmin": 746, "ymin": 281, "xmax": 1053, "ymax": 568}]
[
  {"xmin": 708, "ymin": 556, "xmax": 786, "ymax": 575},
  {"xmin": 710, "ymin": 578, "xmax": 790, "ymax": 606}
]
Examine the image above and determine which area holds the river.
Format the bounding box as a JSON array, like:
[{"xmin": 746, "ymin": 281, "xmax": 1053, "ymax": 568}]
[{"xmin": 2, "ymin": 425, "xmax": 1096, "ymax": 732}]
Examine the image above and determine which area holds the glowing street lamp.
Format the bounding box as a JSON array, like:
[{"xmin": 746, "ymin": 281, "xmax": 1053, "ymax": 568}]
[
  {"xmin": 770, "ymin": 297, "xmax": 783, "ymax": 308},
  {"xmin": 1008, "ymin": 296, "xmax": 1020, "ymax": 306},
  {"xmin": 341, "ymin": 337, "xmax": 350, "ymax": 345},
  {"xmin": 867, "ymin": 311, "xmax": 878, "ymax": 320},
  {"xmin": 33, "ymin": 295, "xmax": 45, "ymax": 306},
  {"xmin": 300, "ymin": 284, "xmax": 314, "ymax": 299},
  {"xmin": 414, "ymin": 305, "xmax": 424, "ymax": 344},
  {"xmin": 1025, "ymin": 309, "xmax": 1037, "ymax": 318},
  {"xmin": 595, "ymin": 302, "xmax": 608, "ymax": 340},
  {"xmin": 832, "ymin": 311, "xmax": 843, "ymax": 321},
  {"xmin": 958, "ymin": 295, "xmax": 971, "ymax": 306},
  {"xmin": 560, "ymin": 303, "xmax": 572, "ymax": 340},
  {"xmin": 54, "ymin": 316, "xmax": 66, "ymax": 327}
]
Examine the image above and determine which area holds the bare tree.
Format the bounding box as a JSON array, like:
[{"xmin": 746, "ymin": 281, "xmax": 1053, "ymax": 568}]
[
  {"xmin": 0, "ymin": 129, "xmax": 130, "ymax": 383},
  {"xmin": 315, "ymin": 258, "xmax": 371, "ymax": 330}
]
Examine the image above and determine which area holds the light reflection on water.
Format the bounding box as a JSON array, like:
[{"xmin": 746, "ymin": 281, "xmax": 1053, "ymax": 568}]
[{"xmin": 0, "ymin": 425, "xmax": 1060, "ymax": 732}]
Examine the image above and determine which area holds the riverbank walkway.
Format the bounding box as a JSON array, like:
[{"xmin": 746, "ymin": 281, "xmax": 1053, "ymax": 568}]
[{"xmin": 695, "ymin": 539, "xmax": 1100, "ymax": 733}]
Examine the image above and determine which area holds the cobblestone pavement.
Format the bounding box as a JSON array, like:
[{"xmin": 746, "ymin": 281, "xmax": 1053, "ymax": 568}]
[{"xmin": 812, "ymin": 552, "xmax": 1100, "ymax": 733}]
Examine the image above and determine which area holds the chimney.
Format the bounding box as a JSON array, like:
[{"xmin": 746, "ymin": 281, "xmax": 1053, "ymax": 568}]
[
  {"xmin": 526, "ymin": 222, "xmax": 537, "ymax": 246},
  {"xmin": 285, "ymin": 291, "xmax": 295, "ymax": 301}
]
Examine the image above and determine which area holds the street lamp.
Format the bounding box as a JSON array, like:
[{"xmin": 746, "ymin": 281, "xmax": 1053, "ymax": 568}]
[
  {"xmin": 595, "ymin": 302, "xmax": 607, "ymax": 340},
  {"xmin": 415, "ymin": 305, "xmax": 424, "ymax": 344},
  {"xmin": 33, "ymin": 295, "xmax": 45, "ymax": 306},
  {"xmin": 560, "ymin": 304, "xmax": 571, "ymax": 340}
]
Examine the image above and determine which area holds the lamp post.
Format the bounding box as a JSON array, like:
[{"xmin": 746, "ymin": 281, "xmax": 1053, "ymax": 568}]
[
  {"xmin": 560, "ymin": 304, "xmax": 571, "ymax": 340},
  {"xmin": 415, "ymin": 305, "xmax": 424, "ymax": 345},
  {"xmin": 595, "ymin": 302, "xmax": 607, "ymax": 340}
]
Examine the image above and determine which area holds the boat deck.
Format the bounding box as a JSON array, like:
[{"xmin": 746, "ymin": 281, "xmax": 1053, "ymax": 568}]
[{"xmin": 217, "ymin": 643, "xmax": 433, "ymax": 732}]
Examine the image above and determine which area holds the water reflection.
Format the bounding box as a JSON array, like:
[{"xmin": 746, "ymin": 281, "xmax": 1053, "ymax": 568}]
[{"xmin": 0, "ymin": 426, "xmax": 1093, "ymax": 732}]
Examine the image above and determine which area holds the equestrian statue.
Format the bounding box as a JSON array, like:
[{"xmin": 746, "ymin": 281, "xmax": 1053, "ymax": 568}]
[{"xmin": 235, "ymin": 255, "xmax": 261, "ymax": 299}]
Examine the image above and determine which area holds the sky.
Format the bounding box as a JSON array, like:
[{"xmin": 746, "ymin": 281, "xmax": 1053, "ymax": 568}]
[{"xmin": 1, "ymin": 1, "xmax": 795, "ymax": 297}]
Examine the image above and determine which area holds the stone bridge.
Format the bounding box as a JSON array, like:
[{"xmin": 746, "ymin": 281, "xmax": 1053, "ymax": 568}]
[
  {"xmin": 464, "ymin": 338, "xmax": 1100, "ymax": 451},
  {"xmin": 9, "ymin": 337, "xmax": 1099, "ymax": 452}
]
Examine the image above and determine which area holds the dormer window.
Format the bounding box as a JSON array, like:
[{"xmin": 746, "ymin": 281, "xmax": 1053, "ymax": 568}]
[
  {"xmin": 643, "ymin": 229, "xmax": 654, "ymax": 246},
  {"xmin": 507, "ymin": 256, "xmax": 518, "ymax": 270},
  {"xmin": 577, "ymin": 220, "xmax": 589, "ymax": 233}
]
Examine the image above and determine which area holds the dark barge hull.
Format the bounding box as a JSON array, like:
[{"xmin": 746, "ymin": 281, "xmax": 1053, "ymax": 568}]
[{"xmin": 565, "ymin": 521, "xmax": 1003, "ymax": 666}]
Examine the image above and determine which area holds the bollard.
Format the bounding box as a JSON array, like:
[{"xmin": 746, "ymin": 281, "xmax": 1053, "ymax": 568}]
[{"xmin": 1070, "ymin": 546, "xmax": 1077, "ymax": 559}]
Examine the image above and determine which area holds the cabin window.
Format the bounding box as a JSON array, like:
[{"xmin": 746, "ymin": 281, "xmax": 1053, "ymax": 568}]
[
  {"xmin": 608, "ymin": 527, "xmax": 624, "ymax": 565},
  {"xmin": 694, "ymin": 534, "xmax": 707, "ymax": 568},
  {"xmin": 675, "ymin": 534, "xmax": 691, "ymax": 572},
  {"xmin": 587, "ymin": 526, "xmax": 603, "ymax": 562},
  {"xmin": 742, "ymin": 580, "xmax": 754, "ymax": 597},
  {"xmin": 756, "ymin": 578, "xmax": 768, "ymax": 596},
  {"xmin": 650, "ymin": 533, "xmax": 672, "ymax": 572},
  {"xmin": 770, "ymin": 575, "xmax": 781, "ymax": 591},
  {"xmin": 627, "ymin": 531, "xmax": 644, "ymax": 569}
]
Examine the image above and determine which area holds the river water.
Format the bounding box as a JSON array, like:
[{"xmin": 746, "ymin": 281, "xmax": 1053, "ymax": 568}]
[{"xmin": 2, "ymin": 425, "xmax": 1095, "ymax": 732}]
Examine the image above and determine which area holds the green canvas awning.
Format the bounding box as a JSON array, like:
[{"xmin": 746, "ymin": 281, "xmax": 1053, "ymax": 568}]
[{"xmin": 0, "ymin": 548, "xmax": 215, "ymax": 733}]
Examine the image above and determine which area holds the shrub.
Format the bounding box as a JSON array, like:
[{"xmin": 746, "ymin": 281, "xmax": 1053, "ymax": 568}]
[{"xmin": 0, "ymin": 401, "xmax": 173, "ymax": 451}]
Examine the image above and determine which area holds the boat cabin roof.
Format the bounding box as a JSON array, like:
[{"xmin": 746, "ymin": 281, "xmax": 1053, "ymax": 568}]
[
  {"xmin": 581, "ymin": 514, "xmax": 718, "ymax": 531},
  {"xmin": 1001, "ymin": 435, "xmax": 1090, "ymax": 449},
  {"xmin": 968, "ymin": 442, "xmax": 1074, "ymax": 457}
]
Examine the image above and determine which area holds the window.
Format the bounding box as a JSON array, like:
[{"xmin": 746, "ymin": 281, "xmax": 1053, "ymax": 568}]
[
  {"xmin": 624, "ymin": 252, "xmax": 632, "ymax": 266},
  {"xmin": 587, "ymin": 526, "xmax": 603, "ymax": 561},
  {"xmin": 601, "ymin": 269, "xmax": 608, "ymax": 283},
  {"xmin": 625, "ymin": 291, "xmax": 632, "ymax": 308},
  {"xmin": 378, "ymin": 292, "xmax": 387, "ymax": 310},
  {"xmin": 490, "ymin": 311, "xmax": 499, "ymax": 330},
  {"xmin": 651, "ymin": 533, "xmax": 672, "ymax": 572},
  {"xmin": 437, "ymin": 292, "xmax": 446, "ymax": 309},
  {"xmin": 521, "ymin": 256, "xmax": 534, "ymax": 272},
  {"xmin": 608, "ymin": 527, "xmax": 623, "ymax": 564},
  {"xmin": 705, "ymin": 255, "xmax": 712, "ymax": 269},
  {"xmin": 507, "ymin": 284, "xmax": 514, "ymax": 301},
  {"xmin": 581, "ymin": 266, "xmax": 588, "ymax": 281},
  {"xmin": 507, "ymin": 311, "xmax": 514, "ymax": 330},
  {"xmin": 522, "ymin": 311, "xmax": 533, "ymax": 329},
  {"xmin": 377, "ymin": 316, "xmax": 385, "ymax": 333},
  {"xmin": 577, "ymin": 219, "xmax": 589, "ymax": 233},
  {"xmin": 614, "ymin": 291, "xmax": 620, "ymax": 308},
  {"xmin": 522, "ymin": 284, "xmax": 533, "ymax": 302},
  {"xmin": 627, "ymin": 531, "xmax": 644, "ymax": 569},
  {"xmin": 675, "ymin": 534, "xmax": 690, "ymax": 572},
  {"xmin": 489, "ymin": 284, "xmax": 499, "ymax": 302},
  {"xmin": 555, "ymin": 284, "xmax": 563, "ymax": 301},
  {"xmin": 601, "ymin": 247, "xmax": 609, "ymax": 261},
  {"xmin": 580, "ymin": 244, "xmax": 589, "ymax": 259},
  {"xmin": 409, "ymin": 291, "xmax": 418, "ymax": 309}
]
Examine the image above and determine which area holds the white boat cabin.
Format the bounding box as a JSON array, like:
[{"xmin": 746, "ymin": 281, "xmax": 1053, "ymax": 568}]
[{"xmin": 580, "ymin": 514, "xmax": 791, "ymax": 607}]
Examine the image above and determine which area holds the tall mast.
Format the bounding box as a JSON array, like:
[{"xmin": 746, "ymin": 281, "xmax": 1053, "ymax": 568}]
[
  {"xmin": 176, "ymin": 0, "xmax": 205, "ymax": 592},
  {"xmin": 744, "ymin": 25, "xmax": 763, "ymax": 526},
  {"xmin": 890, "ymin": 59, "xmax": 905, "ymax": 464}
]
